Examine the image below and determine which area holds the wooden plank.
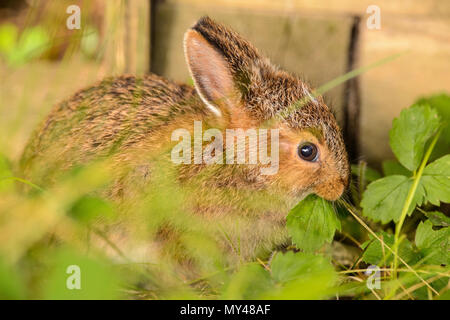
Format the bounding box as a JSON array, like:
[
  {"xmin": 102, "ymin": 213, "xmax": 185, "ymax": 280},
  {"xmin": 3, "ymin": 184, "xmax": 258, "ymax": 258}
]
[
  {"xmin": 359, "ymin": 16, "xmax": 450, "ymax": 165},
  {"xmin": 151, "ymin": 1, "xmax": 354, "ymax": 125},
  {"xmin": 102, "ymin": 0, "xmax": 150, "ymax": 75},
  {"xmin": 165, "ymin": 0, "xmax": 450, "ymax": 18}
]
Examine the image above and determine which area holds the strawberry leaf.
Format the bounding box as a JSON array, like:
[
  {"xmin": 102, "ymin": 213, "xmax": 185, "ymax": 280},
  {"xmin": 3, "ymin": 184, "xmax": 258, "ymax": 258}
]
[
  {"xmin": 286, "ymin": 194, "xmax": 340, "ymax": 253},
  {"xmin": 382, "ymin": 160, "xmax": 411, "ymax": 177},
  {"xmin": 361, "ymin": 175, "xmax": 425, "ymax": 223},
  {"xmin": 415, "ymin": 220, "xmax": 450, "ymax": 265},
  {"xmin": 361, "ymin": 231, "xmax": 419, "ymax": 266},
  {"xmin": 389, "ymin": 104, "xmax": 440, "ymax": 171},
  {"xmin": 422, "ymin": 211, "xmax": 450, "ymax": 227},
  {"xmin": 421, "ymin": 155, "xmax": 450, "ymax": 206}
]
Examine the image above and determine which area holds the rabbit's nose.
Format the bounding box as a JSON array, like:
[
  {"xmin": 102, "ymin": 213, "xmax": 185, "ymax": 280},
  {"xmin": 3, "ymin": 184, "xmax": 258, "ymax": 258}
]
[{"xmin": 314, "ymin": 179, "xmax": 345, "ymax": 201}]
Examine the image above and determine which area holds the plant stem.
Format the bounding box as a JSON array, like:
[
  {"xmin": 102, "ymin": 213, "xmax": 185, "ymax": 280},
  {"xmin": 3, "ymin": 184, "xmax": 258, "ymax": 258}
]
[
  {"xmin": 0, "ymin": 176, "xmax": 45, "ymax": 192},
  {"xmin": 338, "ymin": 199, "xmax": 438, "ymax": 295},
  {"xmin": 392, "ymin": 129, "xmax": 442, "ymax": 280}
]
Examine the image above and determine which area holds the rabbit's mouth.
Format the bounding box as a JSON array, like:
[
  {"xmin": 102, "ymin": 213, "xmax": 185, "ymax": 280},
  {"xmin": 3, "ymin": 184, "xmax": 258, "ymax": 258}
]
[{"xmin": 314, "ymin": 180, "xmax": 346, "ymax": 201}]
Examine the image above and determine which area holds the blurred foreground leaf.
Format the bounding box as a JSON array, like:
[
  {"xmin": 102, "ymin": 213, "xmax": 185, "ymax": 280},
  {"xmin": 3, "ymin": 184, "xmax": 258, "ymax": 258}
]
[
  {"xmin": 42, "ymin": 248, "xmax": 122, "ymax": 300},
  {"xmin": 68, "ymin": 195, "xmax": 114, "ymax": 224},
  {"xmin": 0, "ymin": 257, "xmax": 25, "ymax": 299},
  {"xmin": 0, "ymin": 24, "xmax": 49, "ymax": 66},
  {"xmin": 266, "ymin": 252, "xmax": 337, "ymax": 299},
  {"xmin": 0, "ymin": 24, "xmax": 17, "ymax": 59},
  {"xmin": 221, "ymin": 263, "xmax": 272, "ymax": 299},
  {"xmin": 222, "ymin": 252, "xmax": 337, "ymax": 300}
]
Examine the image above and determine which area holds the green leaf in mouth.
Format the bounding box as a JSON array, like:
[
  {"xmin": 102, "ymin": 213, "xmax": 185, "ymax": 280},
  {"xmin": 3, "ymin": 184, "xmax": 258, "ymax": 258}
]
[{"xmin": 286, "ymin": 194, "xmax": 340, "ymax": 253}]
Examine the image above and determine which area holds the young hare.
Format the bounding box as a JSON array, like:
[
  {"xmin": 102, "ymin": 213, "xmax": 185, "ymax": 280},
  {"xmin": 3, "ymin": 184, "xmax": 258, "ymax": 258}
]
[{"xmin": 20, "ymin": 17, "xmax": 349, "ymax": 263}]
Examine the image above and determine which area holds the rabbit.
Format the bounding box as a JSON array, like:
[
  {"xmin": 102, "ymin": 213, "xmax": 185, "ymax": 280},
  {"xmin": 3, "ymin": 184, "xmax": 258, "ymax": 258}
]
[{"xmin": 19, "ymin": 17, "xmax": 349, "ymax": 265}]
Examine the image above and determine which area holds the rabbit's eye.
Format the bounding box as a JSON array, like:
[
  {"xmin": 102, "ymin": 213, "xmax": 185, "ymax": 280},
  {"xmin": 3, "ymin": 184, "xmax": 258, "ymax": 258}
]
[{"xmin": 297, "ymin": 143, "xmax": 318, "ymax": 162}]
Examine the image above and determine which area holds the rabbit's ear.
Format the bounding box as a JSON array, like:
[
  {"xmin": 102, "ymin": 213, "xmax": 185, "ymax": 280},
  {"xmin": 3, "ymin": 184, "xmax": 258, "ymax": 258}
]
[{"xmin": 184, "ymin": 29, "xmax": 238, "ymax": 117}]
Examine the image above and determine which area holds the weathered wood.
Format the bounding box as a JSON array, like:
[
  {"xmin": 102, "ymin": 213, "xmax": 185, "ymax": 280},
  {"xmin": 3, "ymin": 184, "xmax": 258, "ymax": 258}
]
[
  {"xmin": 150, "ymin": 1, "xmax": 353, "ymax": 126},
  {"xmin": 164, "ymin": 0, "xmax": 450, "ymax": 17},
  {"xmin": 343, "ymin": 16, "xmax": 361, "ymax": 162},
  {"xmin": 359, "ymin": 15, "xmax": 450, "ymax": 165},
  {"xmin": 102, "ymin": 0, "xmax": 150, "ymax": 75}
]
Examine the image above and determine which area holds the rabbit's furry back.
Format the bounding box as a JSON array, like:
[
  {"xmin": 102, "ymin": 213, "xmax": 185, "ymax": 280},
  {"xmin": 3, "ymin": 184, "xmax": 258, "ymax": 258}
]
[{"xmin": 19, "ymin": 16, "xmax": 349, "ymax": 265}]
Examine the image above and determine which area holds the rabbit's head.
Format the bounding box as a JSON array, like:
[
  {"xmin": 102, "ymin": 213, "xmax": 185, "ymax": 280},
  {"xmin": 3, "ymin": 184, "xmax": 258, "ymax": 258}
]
[{"xmin": 184, "ymin": 17, "xmax": 349, "ymax": 201}]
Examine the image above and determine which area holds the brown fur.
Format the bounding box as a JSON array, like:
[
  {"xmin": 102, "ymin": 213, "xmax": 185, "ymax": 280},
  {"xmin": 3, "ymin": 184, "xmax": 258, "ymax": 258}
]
[{"xmin": 20, "ymin": 17, "xmax": 349, "ymax": 265}]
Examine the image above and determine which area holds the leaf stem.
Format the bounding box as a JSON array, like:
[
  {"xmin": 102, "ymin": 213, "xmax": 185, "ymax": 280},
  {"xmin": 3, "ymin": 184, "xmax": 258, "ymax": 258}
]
[
  {"xmin": 339, "ymin": 199, "xmax": 439, "ymax": 295},
  {"xmin": 392, "ymin": 129, "xmax": 442, "ymax": 280},
  {"xmin": 0, "ymin": 176, "xmax": 45, "ymax": 192}
]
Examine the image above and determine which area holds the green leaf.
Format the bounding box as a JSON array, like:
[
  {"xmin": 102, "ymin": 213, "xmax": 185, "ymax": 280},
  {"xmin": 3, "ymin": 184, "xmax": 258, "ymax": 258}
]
[
  {"xmin": 415, "ymin": 220, "xmax": 449, "ymax": 265},
  {"xmin": 389, "ymin": 104, "xmax": 440, "ymax": 171},
  {"xmin": 416, "ymin": 94, "xmax": 450, "ymax": 161},
  {"xmin": 267, "ymin": 251, "xmax": 337, "ymax": 299},
  {"xmin": 439, "ymin": 288, "xmax": 450, "ymax": 300},
  {"xmin": 0, "ymin": 257, "xmax": 25, "ymax": 299},
  {"xmin": 9, "ymin": 26, "xmax": 49, "ymax": 66},
  {"xmin": 361, "ymin": 231, "xmax": 419, "ymax": 266},
  {"xmin": 221, "ymin": 263, "xmax": 272, "ymax": 299},
  {"xmin": 351, "ymin": 164, "xmax": 381, "ymax": 182},
  {"xmin": 271, "ymin": 251, "xmax": 335, "ymax": 283},
  {"xmin": 286, "ymin": 194, "xmax": 340, "ymax": 253},
  {"xmin": 422, "ymin": 211, "xmax": 450, "ymax": 227},
  {"xmin": 382, "ymin": 160, "xmax": 411, "ymax": 177},
  {"xmin": 361, "ymin": 175, "xmax": 424, "ymax": 223},
  {"xmin": 81, "ymin": 26, "xmax": 99, "ymax": 59},
  {"xmin": 224, "ymin": 252, "xmax": 338, "ymax": 299},
  {"xmin": 0, "ymin": 23, "xmax": 18, "ymax": 57},
  {"xmin": 420, "ymin": 155, "xmax": 450, "ymax": 206},
  {"xmin": 68, "ymin": 195, "xmax": 114, "ymax": 224},
  {"xmin": 43, "ymin": 248, "xmax": 122, "ymax": 300}
]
